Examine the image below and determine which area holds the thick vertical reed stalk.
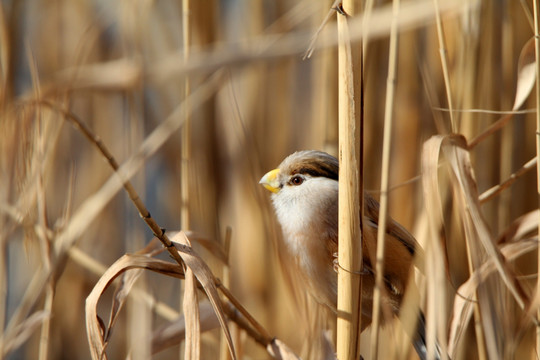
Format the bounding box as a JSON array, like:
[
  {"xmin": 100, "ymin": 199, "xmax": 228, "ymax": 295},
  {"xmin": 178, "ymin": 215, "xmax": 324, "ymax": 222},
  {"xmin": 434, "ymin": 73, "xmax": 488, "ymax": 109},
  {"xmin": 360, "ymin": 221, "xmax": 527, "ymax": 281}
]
[
  {"xmin": 533, "ymin": 0, "xmax": 540, "ymax": 355},
  {"xmin": 181, "ymin": 3, "xmax": 200, "ymax": 359},
  {"xmin": 336, "ymin": 1, "xmax": 362, "ymax": 359},
  {"xmin": 370, "ymin": 0, "xmax": 399, "ymax": 357},
  {"xmin": 181, "ymin": 0, "xmax": 191, "ymax": 232}
]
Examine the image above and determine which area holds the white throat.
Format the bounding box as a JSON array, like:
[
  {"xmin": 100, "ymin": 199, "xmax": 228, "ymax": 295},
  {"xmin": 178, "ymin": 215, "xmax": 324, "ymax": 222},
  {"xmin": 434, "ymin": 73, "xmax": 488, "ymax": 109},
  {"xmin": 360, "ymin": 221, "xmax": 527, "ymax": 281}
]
[
  {"xmin": 271, "ymin": 176, "xmax": 339, "ymax": 307},
  {"xmin": 271, "ymin": 176, "xmax": 338, "ymax": 255}
]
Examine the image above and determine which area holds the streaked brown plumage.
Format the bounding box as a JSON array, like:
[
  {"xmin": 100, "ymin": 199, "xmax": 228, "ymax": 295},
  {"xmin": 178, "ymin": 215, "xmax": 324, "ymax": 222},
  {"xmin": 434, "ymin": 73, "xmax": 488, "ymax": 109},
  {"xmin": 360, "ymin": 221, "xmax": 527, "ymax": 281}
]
[{"xmin": 260, "ymin": 150, "xmax": 436, "ymax": 360}]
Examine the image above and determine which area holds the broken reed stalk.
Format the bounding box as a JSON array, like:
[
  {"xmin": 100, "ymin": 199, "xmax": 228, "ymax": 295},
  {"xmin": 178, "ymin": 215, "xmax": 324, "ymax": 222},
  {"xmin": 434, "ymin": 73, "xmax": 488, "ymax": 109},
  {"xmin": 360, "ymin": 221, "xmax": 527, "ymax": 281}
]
[
  {"xmin": 370, "ymin": 0, "xmax": 400, "ymax": 356},
  {"xmin": 336, "ymin": 1, "xmax": 362, "ymax": 359},
  {"xmin": 533, "ymin": 0, "xmax": 540, "ymax": 354}
]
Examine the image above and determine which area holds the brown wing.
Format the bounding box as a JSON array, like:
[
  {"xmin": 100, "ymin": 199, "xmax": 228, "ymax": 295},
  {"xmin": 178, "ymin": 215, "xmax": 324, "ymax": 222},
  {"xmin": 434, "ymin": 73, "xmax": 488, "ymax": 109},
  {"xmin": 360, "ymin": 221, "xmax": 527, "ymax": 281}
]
[
  {"xmin": 361, "ymin": 192, "xmax": 422, "ymax": 309},
  {"xmin": 363, "ymin": 192, "xmax": 421, "ymax": 259}
]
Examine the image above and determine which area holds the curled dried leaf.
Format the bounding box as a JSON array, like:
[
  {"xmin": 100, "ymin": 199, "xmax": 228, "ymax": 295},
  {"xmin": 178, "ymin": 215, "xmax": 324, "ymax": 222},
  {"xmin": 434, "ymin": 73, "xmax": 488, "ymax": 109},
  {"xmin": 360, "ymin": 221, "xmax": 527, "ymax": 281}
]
[
  {"xmin": 85, "ymin": 254, "xmax": 184, "ymax": 360},
  {"xmin": 448, "ymin": 238, "xmax": 538, "ymax": 357},
  {"xmin": 468, "ymin": 37, "xmax": 537, "ymax": 149},
  {"xmin": 169, "ymin": 232, "xmax": 236, "ymax": 359},
  {"xmin": 422, "ymin": 134, "xmax": 532, "ymax": 359},
  {"xmin": 496, "ymin": 210, "xmax": 540, "ymax": 244}
]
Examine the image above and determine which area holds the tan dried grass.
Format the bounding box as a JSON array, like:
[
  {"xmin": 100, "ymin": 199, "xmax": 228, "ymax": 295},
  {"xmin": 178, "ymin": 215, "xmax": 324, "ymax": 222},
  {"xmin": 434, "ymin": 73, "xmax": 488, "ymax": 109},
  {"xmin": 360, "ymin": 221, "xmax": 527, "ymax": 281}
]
[{"xmin": 1, "ymin": 1, "xmax": 539, "ymax": 359}]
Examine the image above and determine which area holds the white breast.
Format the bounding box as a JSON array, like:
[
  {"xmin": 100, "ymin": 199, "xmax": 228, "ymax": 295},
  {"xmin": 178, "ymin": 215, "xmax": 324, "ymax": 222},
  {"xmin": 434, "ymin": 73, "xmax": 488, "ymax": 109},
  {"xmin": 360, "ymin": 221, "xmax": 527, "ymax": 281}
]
[{"xmin": 271, "ymin": 176, "xmax": 339, "ymax": 307}]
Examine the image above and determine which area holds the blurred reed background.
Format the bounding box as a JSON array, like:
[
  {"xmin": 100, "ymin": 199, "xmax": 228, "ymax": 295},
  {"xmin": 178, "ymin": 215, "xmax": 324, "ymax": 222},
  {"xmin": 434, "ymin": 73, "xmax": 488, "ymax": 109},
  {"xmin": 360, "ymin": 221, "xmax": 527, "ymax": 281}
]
[{"xmin": 0, "ymin": 0, "xmax": 539, "ymax": 359}]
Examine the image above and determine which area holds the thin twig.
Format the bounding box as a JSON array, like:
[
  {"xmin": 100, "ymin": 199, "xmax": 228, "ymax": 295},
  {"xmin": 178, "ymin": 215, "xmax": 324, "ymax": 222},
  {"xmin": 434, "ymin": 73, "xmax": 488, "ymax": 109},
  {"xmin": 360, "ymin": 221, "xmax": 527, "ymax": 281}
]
[
  {"xmin": 303, "ymin": 0, "xmax": 341, "ymax": 59},
  {"xmin": 434, "ymin": 107, "xmax": 535, "ymax": 115},
  {"xmin": 467, "ymin": 114, "xmax": 513, "ymax": 149},
  {"xmin": 433, "ymin": 0, "xmax": 456, "ymax": 132},
  {"xmin": 38, "ymin": 99, "xmax": 185, "ymax": 265},
  {"xmin": 371, "ymin": 0, "xmax": 400, "ymax": 357},
  {"xmin": 479, "ymin": 157, "xmax": 537, "ymax": 204}
]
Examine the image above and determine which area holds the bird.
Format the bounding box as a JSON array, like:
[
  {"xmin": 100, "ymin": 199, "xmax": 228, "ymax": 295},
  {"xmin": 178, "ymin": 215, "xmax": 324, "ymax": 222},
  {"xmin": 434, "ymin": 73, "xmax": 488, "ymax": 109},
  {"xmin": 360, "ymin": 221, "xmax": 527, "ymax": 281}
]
[{"xmin": 259, "ymin": 150, "xmax": 438, "ymax": 360}]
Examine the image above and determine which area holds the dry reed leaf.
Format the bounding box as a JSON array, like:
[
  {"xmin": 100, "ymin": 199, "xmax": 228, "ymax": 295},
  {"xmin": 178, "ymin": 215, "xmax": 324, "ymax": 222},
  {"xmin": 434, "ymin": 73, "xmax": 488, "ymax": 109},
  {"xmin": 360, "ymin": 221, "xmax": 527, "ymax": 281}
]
[
  {"xmin": 421, "ymin": 137, "xmax": 447, "ymax": 245},
  {"xmin": 151, "ymin": 301, "xmax": 220, "ymax": 355},
  {"xmin": 513, "ymin": 37, "xmax": 536, "ymax": 111},
  {"xmin": 266, "ymin": 338, "xmax": 302, "ymax": 360},
  {"xmin": 85, "ymin": 254, "xmax": 184, "ymax": 360},
  {"xmin": 68, "ymin": 244, "xmax": 183, "ymax": 325},
  {"xmin": 103, "ymin": 269, "xmax": 143, "ymax": 346},
  {"xmin": 496, "ymin": 210, "xmax": 540, "ymax": 244},
  {"xmin": 1, "ymin": 310, "xmax": 50, "ymax": 358},
  {"xmin": 469, "ymin": 37, "xmax": 537, "ymax": 148},
  {"xmin": 423, "ymin": 134, "xmax": 531, "ymax": 358},
  {"xmin": 424, "ymin": 134, "xmax": 527, "ymax": 306},
  {"xmin": 525, "ymin": 261, "xmax": 540, "ymax": 322},
  {"xmin": 442, "ymin": 135, "xmax": 528, "ymax": 309},
  {"xmin": 100, "ymin": 244, "xmax": 161, "ymax": 350},
  {"xmin": 180, "ymin": 230, "xmax": 228, "ymax": 264},
  {"xmin": 320, "ymin": 330, "xmax": 338, "ymax": 360},
  {"xmin": 178, "ymin": 234, "xmax": 201, "ymax": 360},
  {"xmin": 421, "ymin": 134, "xmax": 450, "ymax": 359},
  {"xmin": 169, "ymin": 232, "xmax": 236, "ymax": 360},
  {"xmin": 448, "ymin": 238, "xmax": 538, "ymax": 358}
]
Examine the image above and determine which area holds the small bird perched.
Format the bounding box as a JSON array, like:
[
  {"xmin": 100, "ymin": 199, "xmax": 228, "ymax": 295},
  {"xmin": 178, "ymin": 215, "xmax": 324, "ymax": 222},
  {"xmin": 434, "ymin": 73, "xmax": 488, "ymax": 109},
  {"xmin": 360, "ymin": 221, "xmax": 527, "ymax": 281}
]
[{"xmin": 259, "ymin": 150, "xmax": 437, "ymax": 360}]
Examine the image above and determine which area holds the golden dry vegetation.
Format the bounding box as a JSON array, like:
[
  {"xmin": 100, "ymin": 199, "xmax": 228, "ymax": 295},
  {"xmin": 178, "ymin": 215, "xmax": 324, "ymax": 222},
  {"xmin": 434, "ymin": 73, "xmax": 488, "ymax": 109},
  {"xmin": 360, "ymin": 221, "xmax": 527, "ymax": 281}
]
[{"xmin": 1, "ymin": 0, "xmax": 539, "ymax": 359}]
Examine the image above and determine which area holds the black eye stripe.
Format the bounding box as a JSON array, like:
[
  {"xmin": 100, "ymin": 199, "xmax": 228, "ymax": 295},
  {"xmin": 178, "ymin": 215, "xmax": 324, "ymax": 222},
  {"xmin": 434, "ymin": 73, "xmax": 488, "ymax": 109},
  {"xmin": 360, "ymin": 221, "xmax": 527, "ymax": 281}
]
[
  {"xmin": 291, "ymin": 166, "xmax": 338, "ymax": 180},
  {"xmin": 280, "ymin": 151, "xmax": 340, "ymax": 181}
]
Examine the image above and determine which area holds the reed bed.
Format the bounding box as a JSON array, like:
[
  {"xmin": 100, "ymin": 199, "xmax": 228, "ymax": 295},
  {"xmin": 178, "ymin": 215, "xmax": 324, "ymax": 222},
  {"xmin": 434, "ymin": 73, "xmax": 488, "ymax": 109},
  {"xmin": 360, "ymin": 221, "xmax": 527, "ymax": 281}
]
[{"xmin": 0, "ymin": 0, "xmax": 538, "ymax": 359}]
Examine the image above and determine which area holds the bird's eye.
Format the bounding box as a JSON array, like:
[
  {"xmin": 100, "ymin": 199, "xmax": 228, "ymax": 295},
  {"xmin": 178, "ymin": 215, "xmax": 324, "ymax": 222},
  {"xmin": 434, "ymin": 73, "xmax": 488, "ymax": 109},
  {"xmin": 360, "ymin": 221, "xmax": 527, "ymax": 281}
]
[{"xmin": 290, "ymin": 175, "xmax": 304, "ymax": 186}]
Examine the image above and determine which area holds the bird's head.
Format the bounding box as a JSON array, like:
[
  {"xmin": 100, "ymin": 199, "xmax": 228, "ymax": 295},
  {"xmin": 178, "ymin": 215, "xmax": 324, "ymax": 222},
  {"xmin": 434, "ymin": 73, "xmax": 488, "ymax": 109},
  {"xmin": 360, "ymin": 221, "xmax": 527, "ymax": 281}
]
[
  {"xmin": 259, "ymin": 150, "xmax": 338, "ymax": 192},
  {"xmin": 259, "ymin": 150, "xmax": 339, "ymax": 237}
]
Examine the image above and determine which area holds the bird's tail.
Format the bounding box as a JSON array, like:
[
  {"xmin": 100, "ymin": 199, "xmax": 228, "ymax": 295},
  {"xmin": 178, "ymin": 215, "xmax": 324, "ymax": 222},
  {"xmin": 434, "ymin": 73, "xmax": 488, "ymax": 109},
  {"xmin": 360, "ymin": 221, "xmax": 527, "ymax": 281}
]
[{"xmin": 413, "ymin": 312, "xmax": 443, "ymax": 360}]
